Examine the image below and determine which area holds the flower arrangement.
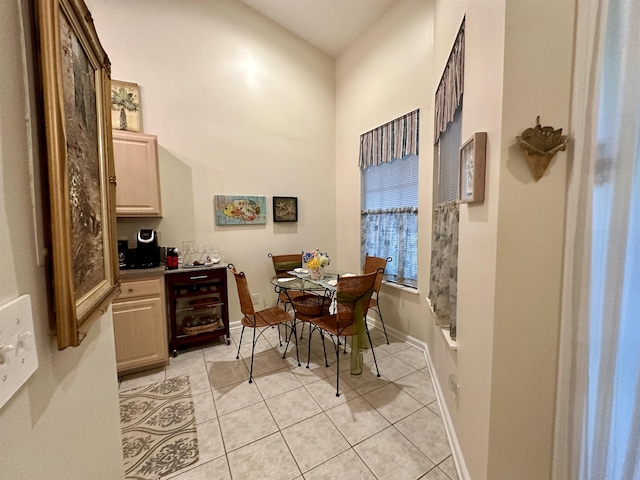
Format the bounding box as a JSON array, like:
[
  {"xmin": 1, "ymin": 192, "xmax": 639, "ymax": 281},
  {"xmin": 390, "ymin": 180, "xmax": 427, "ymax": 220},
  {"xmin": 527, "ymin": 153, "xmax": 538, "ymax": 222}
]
[{"xmin": 303, "ymin": 249, "xmax": 331, "ymax": 270}]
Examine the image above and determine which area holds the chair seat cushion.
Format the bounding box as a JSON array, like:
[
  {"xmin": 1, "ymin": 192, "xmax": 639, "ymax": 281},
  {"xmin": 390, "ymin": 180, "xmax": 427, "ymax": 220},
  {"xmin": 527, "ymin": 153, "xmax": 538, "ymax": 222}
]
[
  {"xmin": 311, "ymin": 314, "xmax": 356, "ymax": 337},
  {"xmin": 242, "ymin": 306, "xmax": 293, "ymax": 328}
]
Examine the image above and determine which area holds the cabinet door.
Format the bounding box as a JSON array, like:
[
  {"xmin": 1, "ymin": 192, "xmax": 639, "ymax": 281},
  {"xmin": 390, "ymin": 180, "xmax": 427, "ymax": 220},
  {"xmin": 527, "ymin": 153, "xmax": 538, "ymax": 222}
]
[
  {"xmin": 113, "ymin": 296, "xmax": 167, "ymax": 373},
  {"xmin": 113, "ymin": 130, "xmax": 162, "ymax": 217}
]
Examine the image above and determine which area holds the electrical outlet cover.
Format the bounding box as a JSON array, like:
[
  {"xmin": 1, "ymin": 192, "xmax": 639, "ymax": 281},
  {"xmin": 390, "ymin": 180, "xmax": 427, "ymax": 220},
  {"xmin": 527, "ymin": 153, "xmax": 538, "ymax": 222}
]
[{"xmin": 0, "ymin": 295, "xmax": 38, "ymax": 410}]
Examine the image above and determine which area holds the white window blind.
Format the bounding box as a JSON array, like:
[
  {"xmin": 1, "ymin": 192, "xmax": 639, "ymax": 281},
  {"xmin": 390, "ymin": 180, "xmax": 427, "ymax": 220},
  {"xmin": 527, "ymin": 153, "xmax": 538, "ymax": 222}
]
[
  {"xmin": 362, "ymin": 154, "xmax": 419, "ymax": 209},
  {"xmin": 436, "ymin": 106, "xmax": 462, "ymax": 204}
]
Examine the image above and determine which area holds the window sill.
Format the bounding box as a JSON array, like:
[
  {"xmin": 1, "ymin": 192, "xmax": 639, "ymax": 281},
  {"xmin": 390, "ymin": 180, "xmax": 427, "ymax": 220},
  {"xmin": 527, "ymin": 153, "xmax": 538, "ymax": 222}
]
[
  {"xmin": 425, "ymin": 296, "xmax": 458, "ymax": 351},
  {"xmin": 438, "ymin": 325, "xmax": 458, "ymax": 351},
  {"xmin": 382, "ymin": 281, "xmax": 419, "ymax": 295}
]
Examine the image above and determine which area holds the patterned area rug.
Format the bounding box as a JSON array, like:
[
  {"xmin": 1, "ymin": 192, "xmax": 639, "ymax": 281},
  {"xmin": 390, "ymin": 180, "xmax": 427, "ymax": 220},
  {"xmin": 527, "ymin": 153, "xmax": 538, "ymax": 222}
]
[{"xmin": 119, "ymin": 376, "xmax": 199, "ymax": 479}]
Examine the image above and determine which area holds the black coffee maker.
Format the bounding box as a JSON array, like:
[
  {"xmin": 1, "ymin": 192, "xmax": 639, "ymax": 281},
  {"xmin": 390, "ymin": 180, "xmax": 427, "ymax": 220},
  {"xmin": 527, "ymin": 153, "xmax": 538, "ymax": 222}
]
[
  {"xmin": 117, "ymin": 240, "xmax": 129, "ymax": 269},
  {"xmin": 136, "ymin": 229, "xmax": 160, "ymax": 268}
]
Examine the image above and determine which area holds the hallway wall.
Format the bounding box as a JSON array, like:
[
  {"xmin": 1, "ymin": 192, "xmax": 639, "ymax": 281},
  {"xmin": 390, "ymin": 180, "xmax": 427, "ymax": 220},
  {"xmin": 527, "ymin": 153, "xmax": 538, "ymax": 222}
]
[{"xmin": 0, "ymin": 2, "xmax": 125, "ymax": 478}]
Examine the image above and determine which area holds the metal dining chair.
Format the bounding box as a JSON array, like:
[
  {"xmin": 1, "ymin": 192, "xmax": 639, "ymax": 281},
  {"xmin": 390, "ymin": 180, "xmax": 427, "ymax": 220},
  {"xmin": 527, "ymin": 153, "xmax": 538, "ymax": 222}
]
[
  {"xmin": 304, "ymin": 271, "xmax": 381, "ymax": 396},
  {"xmin": 268, "ymin": 253, "xmax": 306, "ymax": 311},
  {"xmin": 228, "ymin": 264, "xmax": 297, "ymax": 383},
  {"xmin": 363, "ymin": 254, "xmax": 392, "ymax": 344}
]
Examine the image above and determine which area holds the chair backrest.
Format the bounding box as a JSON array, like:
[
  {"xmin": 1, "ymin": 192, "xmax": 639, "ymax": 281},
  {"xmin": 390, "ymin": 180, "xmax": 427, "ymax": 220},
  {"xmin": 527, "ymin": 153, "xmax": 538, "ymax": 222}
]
[
  {"xmin": 335, "ymin": 271, "xmax": 379, "ymax": 325},
  {"xmin": 228, "ymin": 264, "xmax": 255, "ymax": 316},
  {"xmin": 363, "ymin": 254, "xmax": 391, "ymax": 293},
  {"xmin": 268, "ymin": 253, "xmax": 302, "ymax": 278}
]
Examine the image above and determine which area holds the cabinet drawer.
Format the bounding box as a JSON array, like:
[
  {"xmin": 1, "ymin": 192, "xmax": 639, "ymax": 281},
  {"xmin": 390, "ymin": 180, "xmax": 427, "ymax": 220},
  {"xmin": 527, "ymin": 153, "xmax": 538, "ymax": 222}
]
[{"xmin": 117, "ymin": 278, "xmax": 161, "ymax": 301}]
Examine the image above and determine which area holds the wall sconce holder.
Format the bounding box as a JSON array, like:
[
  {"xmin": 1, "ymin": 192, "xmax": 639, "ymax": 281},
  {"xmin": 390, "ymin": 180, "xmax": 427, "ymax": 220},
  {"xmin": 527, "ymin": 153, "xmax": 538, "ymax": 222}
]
[{"xmin": 516, "ymin": 116, "xmax": 569, "ymax": 181}]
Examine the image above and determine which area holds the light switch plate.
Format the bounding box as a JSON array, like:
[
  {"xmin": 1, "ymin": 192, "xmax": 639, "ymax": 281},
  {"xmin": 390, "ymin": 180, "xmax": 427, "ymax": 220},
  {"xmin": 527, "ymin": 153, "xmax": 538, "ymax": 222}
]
[{"xmin": 0, "ymin": 295, "xmax": 38, "ymax": 410}]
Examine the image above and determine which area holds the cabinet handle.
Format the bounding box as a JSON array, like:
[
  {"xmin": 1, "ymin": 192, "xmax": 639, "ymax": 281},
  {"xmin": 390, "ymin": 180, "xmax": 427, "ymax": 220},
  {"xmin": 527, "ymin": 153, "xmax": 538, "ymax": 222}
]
[
  {"xmin": 189, "ymin": 275, "xmax": 208, "ymax": 280},
  {"xmin": 128, "ymin": 288, "xmax": 134, "ymax": 293}
]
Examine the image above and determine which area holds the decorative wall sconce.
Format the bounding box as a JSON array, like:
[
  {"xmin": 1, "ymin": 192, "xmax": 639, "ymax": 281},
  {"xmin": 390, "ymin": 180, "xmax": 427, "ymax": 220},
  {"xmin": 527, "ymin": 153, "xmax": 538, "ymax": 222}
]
[{"xmin": 516, "ymin": 116, "xmax": 569, "ymax": 181}]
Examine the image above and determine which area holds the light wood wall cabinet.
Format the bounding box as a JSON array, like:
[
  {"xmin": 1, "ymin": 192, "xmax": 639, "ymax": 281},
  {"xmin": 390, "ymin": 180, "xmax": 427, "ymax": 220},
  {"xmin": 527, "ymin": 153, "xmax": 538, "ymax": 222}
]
[
  {"xmin": 113, "ymin": 274, "xmax": 168, "ymax": 374},
  {"xmin": 112, "ymin": 130, "xmax": 162, "ymax": 217}
]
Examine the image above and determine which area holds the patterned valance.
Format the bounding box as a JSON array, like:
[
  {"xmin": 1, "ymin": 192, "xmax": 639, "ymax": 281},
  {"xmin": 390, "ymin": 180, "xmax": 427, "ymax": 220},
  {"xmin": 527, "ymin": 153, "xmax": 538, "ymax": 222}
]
[
  {"xmin": 359, "ymin": 109, "xmax": 420, "ymax": 169},
  {"xmin": 434, "ymin": 19, "xmax": 465, "ymax": 144}
]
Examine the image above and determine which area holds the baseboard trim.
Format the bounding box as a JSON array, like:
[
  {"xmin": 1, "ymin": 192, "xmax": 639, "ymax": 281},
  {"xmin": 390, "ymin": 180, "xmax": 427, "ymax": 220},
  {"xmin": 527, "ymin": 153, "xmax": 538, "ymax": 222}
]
[{"xmin": 366, "ymin": 317, "xmax": 470, "ymax": 480}]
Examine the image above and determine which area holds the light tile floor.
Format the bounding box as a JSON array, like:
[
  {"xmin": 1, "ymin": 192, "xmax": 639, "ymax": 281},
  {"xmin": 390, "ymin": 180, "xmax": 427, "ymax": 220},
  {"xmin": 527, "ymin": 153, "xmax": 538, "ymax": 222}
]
[{"xmin": 118, "ymin": 324, "xmax": 459, "ymax": 480}]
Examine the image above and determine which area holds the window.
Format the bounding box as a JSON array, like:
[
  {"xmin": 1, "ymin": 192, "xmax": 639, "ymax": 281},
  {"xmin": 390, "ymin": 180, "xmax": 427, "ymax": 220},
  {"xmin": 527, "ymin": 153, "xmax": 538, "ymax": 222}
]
[
  {"xmin": 361, "ymin": 154, "xmax": 419, "ymax": 287},
  {"xmin": 428, "ymin": 19, "xmax": 465, "ymax": 341},
  {"xmin": 359, "ymin": 110, "xmax": 420, "ymax": 288}
]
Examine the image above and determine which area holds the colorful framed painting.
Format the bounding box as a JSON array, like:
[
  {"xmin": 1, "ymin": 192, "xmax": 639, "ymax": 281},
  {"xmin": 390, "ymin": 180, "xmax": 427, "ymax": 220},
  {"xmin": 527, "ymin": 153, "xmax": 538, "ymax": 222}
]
[
  {"xmin": 37, "ymin": 0, "xmax": 120, "ymax": 349},
  {"xmin": 214, "ymin": 196, "xmax": 267, "ymax": 225},
  {"xmin": 111, "ymin": 79, "xmax": 142, "ymax": 132},
  {"xmin": 273, "ymin": 196, "xmax": 298, "ymax": 222}
]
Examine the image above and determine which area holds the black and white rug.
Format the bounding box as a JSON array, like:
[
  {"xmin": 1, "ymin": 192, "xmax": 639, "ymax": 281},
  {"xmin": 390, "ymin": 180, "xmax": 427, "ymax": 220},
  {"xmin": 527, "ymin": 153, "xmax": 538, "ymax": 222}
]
[{"xmin": 119, "ymin": 376, "xmax": 199, "ymax": 479}]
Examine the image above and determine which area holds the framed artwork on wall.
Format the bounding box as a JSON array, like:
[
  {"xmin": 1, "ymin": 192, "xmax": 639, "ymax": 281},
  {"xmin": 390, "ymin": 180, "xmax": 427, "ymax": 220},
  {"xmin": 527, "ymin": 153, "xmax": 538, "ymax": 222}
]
[
  {"xmin": 273, "ymin": 196, "xmax": 298, "ymax": 222},
  {"xmin": 458, "ymin": 132, "xmax": 487, "ymax": 204},
  {"xmin": 214, "ymin": 195, "xmax": 267, "ymax": 225},
  {"xmin": 37, "ymin": 0, "xmax": 120, "ymax": 349},
  {"xmin": 110, "ymin": 79, "xmax": 142, "ymax": 132}
]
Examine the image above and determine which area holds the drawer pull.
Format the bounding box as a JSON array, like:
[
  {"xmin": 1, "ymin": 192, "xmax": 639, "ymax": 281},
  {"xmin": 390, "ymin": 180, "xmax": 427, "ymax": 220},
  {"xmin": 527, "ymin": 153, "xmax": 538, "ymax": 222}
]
[
  {"xmin": 128, "ymin": 288, "xmax": 134, "ymax": 293},
  {"xmin": 189, "ymin": 275, "xmax": 208, "ymax": 280}
]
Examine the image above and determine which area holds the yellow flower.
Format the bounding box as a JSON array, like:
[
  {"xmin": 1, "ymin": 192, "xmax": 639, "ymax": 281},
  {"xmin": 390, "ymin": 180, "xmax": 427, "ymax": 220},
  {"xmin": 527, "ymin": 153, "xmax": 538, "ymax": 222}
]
[{"xmin": 307, "ymin": 257, "xmax": 321, "ymax": 269}]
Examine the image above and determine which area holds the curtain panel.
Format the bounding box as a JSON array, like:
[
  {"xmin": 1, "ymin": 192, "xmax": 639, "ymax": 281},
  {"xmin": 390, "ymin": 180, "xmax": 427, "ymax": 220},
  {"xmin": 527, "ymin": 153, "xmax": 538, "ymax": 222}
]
[
  {"xmin": 434, "ymin": 19, "xmax": 465, "ymax": 144},
  {"xmin": 361, "ymin": 207, "xmax": 418, "ymax": 288},
  {"xmin": 359, "ymin": 110, "xmax": 419, "ymax": 169},
  {"xmin": 428, "ymin": 202, "xmax": 459, "ymax": 337},
  {"xmin": 554, "ymin": 0, "xmax": 640, "ymax": 478}
]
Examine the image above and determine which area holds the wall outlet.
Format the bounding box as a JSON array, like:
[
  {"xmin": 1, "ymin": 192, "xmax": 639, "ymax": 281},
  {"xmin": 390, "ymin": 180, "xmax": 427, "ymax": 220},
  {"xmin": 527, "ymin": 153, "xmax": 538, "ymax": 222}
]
[{"xmin": 251, "ymin": 293, "xmax": 260, "ymax": 306}]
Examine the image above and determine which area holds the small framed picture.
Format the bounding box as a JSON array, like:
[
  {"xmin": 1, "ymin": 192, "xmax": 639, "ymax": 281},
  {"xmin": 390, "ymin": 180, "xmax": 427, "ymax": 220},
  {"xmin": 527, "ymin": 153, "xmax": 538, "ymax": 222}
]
[
  {"xmin": 459, "ymin": 132, "xmax": 487, "ymax": 204},
  {"xmin": 111, "ymin": 79, "xmax": 142, "ymax": 132},
  {"xmin": 273, "ymin": 196, "xmax": 298, "ymax": 222}
]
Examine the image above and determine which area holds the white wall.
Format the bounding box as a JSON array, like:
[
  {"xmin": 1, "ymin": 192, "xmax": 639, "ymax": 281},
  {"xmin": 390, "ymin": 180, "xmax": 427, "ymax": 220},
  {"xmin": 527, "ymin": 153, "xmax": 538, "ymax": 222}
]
[
  {"xmin": 86, "ymin": 0, "xmax": 337, "ymax": 320},
  {"xmin": 336, "ymin": 0, "xmax": 434, "ymax": 342},
  {"xmin": 0, "ymin": 1, "xmax": 125, "ymax": 478},
  {"xmin": 338, "ymin": 0, "xmax": 574, "ymax": 478},
  {"xmin": 487, "ymin": 1, "xmax": 574, "ymax": 477}
]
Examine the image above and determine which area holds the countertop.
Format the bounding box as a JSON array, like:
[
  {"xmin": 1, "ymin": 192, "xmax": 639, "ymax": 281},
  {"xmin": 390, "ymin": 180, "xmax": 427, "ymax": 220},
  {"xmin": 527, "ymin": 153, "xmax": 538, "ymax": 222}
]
[{"xmin": 119, "ymin": 263, "xmax": 227, "ymax": 280}]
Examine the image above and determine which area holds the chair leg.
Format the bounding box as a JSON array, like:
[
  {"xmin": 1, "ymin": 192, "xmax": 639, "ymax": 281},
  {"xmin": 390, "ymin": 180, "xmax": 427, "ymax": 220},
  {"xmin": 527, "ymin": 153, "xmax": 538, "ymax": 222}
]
[
  {"xmin": 306, "ymin": 324, "xmax": 313, "ymax": 368},
  {"xmin": 284, "ymin": 319, "xmax": 301, "ymax": 366},
  {"xmin": 320, "ymin": 331, "xmax": 329, "ymax": 367},
  {"xmin": 248, "ymin": 327, "xmax": 257, "ymax": 383},
  {"xmin": 364, "ymin": 322, "xmax": 381, "ymax": 378},
  {"xmin": 334, "ymin": 336, "xmax": 341, "ymax": 397},
  {"xmin": 373, "ymin": 305, "xmax": 390, "ymax": 345},
  {"xmin": 282, "ymin": 320, "xmax": 293, "ymax": 359},
  {"xmin": 236, "ymin": 326, "xmax": 245, "ymax": 359},
  {"xmin": 299, "ymin": 322, "xmax": 305, "ymax": 339}
]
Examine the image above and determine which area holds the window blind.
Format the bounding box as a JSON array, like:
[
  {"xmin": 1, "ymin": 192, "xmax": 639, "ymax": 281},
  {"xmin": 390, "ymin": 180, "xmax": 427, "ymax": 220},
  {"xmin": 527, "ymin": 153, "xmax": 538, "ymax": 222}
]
[
  {"xmin": 437, "ymin": 107, "xmax": 463, "ymax": 203},
  {"xmin": 362, "ymin": 154, "xmax": 419, "ymax": 209}
]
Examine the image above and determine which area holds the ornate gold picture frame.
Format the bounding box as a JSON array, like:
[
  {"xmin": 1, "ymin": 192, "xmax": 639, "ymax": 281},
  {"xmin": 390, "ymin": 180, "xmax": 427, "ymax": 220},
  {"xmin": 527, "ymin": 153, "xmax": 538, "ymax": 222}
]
[{"xmin": 38, "ymin": 0, "xmax": 120, "ymax": 349}]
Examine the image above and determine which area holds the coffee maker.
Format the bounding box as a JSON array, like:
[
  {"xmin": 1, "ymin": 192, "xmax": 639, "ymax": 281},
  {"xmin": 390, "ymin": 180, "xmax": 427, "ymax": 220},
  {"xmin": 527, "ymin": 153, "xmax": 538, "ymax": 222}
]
[
  {"xmin": 117, "ymin": 240, "xmax": 129, "ymax": 269},
  {"xmin": 136, "ymin": 229, "xmax": 160, "ymax": 268}
]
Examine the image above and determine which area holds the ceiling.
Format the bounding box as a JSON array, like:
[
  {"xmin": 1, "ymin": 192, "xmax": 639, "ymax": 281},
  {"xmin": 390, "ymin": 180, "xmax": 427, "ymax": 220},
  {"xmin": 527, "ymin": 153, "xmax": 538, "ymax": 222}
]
[{"xmin": 237, "ymin": 0, "xmax": 398, "ymax": 57}]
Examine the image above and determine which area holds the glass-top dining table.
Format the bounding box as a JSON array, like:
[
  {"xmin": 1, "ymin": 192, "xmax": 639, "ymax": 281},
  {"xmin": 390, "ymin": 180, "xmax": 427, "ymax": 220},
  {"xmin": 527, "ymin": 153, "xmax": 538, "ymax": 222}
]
[
  {"xmin": 270, "ymin": 269, "xmax": 369, "ymax": 376},
  {"xmin": 270, "ymin": 270, "xmax": 339, "ymax": 295}
]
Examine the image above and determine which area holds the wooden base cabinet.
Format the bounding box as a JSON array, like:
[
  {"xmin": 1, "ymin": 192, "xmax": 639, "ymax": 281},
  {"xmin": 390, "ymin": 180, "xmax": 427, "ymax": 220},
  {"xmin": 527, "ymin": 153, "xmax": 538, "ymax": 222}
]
[{"xmin": 113, "ymin": 275, "xmax": 168, "ymax": 374}]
